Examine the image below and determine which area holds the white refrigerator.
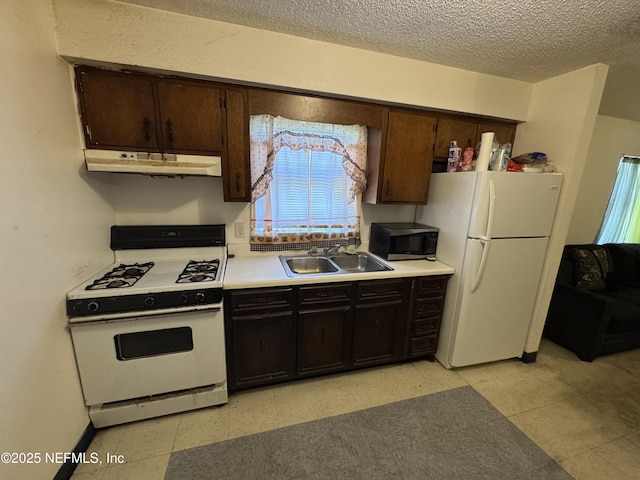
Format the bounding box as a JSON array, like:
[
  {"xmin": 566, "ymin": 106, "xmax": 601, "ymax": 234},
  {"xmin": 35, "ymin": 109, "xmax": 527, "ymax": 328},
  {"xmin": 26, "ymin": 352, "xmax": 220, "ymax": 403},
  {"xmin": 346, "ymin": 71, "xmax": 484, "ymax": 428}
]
[{"xmin": 415, "ymin": 171, "xmax": 563, "ymax": 368}]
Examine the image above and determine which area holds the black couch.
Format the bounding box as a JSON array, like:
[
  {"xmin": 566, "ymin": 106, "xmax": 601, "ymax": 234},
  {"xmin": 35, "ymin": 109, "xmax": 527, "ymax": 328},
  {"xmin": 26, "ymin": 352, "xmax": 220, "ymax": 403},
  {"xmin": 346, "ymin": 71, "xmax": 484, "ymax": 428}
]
[{"xmin": 544, "ymin": 243, "xmax": 640, "ymax": 361}]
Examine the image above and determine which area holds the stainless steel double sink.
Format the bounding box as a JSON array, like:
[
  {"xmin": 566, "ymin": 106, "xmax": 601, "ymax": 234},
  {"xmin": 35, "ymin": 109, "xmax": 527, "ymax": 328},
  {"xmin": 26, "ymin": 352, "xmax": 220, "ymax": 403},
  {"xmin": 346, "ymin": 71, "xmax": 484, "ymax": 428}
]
[{"xmin": 279, "ymin": 252, "xmax": 393, "ymax": 277}]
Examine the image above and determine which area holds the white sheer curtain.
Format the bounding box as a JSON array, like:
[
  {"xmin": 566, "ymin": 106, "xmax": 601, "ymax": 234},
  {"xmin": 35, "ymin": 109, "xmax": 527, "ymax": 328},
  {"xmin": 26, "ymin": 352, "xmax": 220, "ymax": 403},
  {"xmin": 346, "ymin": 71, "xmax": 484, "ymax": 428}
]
[{"xmin": 596, "ymin": 156, "xmax": 640, "ymax": 243}]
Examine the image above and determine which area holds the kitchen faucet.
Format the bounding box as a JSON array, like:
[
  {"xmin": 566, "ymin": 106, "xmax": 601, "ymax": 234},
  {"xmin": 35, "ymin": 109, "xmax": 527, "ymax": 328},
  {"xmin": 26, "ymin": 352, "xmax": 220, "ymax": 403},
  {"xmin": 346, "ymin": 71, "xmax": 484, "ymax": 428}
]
[{"xmin": 324, "ymin": 244, "xmax": 342, "ymax": 254}]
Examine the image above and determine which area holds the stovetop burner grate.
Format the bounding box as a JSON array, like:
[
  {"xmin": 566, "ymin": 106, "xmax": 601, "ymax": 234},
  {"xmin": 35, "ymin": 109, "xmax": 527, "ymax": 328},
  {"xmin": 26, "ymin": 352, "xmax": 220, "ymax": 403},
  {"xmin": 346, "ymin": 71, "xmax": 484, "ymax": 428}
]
[
  {"xmin": 176, "ymin": 259, "xmax": 220, "ymax": 283},
  {"xmin": 85, "ymin": 262, "xmax": 154, "ymax": 290}
]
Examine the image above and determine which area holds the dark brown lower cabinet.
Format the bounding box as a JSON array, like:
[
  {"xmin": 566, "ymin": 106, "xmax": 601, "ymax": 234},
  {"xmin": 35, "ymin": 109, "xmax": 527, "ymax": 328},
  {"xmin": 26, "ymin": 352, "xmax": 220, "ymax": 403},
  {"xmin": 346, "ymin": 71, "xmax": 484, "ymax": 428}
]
[
  {"xmin": 405, "ymin": 276, "xmax": 449, "ymax": 359},
  {"xmin": 297, "ymin": 306, "xmax": 351, "ymax": 376},
  {"xmin": 230, "ymin": 311, "xmax": 295, "ymax": 389},
  {"xmin": 225, "ymin": 275, "xmax": 449, "ymax": 391},
  {"xmin": 352, "ymin": 299, "xmax": 404, "ymax": 366}
]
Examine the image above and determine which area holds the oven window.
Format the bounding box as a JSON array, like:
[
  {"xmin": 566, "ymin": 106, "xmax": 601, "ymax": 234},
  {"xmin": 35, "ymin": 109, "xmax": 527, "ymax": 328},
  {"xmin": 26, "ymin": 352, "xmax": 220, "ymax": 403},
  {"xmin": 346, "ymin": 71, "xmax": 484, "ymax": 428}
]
[{"xmin": 114, "ymin": 327, "xmax": 193, "ymax": 360}]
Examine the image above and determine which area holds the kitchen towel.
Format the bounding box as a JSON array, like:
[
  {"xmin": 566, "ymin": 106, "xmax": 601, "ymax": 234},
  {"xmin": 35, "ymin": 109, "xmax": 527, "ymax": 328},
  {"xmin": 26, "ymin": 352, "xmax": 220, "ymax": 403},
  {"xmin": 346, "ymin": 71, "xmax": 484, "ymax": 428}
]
[{"xmin": 475, "ymin": 131, "xmax": 494, "ymax": 171}]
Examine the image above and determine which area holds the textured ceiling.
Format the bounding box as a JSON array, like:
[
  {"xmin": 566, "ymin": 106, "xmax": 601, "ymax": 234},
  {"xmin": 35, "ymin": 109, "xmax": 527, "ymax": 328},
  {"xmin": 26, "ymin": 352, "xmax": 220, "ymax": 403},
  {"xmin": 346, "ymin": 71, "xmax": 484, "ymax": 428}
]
[{"xmin": 119, "ymin": 0, "xmax": 640, "ymax": 122}]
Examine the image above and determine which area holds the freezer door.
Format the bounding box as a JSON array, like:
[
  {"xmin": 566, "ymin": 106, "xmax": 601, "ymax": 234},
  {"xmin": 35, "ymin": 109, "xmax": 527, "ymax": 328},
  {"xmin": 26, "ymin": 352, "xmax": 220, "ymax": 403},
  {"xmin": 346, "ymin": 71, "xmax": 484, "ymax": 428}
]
[
  {"xmin": 468, "ymin": 172, "xmax": 562, "ymax": 239},
  {"xmin": 449, "ymin": 237, "xmax": 548, "ymax": 367}
]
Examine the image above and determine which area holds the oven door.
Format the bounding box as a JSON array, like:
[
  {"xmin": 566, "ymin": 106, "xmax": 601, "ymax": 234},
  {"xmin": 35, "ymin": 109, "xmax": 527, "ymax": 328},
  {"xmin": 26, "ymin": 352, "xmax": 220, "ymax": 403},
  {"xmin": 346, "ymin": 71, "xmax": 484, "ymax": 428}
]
[{"xmin": 70, "ymin": 309, "xmax": 225, "ymax": 406}]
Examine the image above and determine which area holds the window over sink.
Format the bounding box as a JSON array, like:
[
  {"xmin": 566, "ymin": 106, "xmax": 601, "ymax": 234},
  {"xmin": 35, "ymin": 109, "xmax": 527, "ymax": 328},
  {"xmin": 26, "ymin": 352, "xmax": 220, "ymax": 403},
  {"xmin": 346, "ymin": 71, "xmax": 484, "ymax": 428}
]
[{"xmin": 249, "ymin": 115, "xmax": 367, "ymax": 251}]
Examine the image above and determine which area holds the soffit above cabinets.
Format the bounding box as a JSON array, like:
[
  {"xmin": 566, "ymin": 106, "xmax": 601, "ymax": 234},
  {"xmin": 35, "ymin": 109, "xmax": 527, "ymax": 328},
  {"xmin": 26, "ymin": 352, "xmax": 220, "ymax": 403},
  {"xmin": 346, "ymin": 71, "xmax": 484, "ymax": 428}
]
[{"xmin": 118, "ymin": 0, "xmax": 640, "ymax": 123}]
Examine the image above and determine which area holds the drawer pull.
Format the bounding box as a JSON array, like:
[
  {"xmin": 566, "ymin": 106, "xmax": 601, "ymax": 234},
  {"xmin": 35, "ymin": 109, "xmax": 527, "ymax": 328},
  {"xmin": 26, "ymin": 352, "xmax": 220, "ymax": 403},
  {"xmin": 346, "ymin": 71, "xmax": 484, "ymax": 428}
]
[{"xmin": 254, "ymin": 297, "xmax": 276, "ymax": 304}]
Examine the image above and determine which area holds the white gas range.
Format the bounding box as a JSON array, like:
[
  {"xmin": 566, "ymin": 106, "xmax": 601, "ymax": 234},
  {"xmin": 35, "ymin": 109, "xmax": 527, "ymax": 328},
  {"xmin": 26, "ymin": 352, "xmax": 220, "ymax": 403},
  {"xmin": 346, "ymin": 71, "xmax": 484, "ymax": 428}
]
[{"xmin": 66, "ymin": 225, "xmax": 228, "ymax": 427}]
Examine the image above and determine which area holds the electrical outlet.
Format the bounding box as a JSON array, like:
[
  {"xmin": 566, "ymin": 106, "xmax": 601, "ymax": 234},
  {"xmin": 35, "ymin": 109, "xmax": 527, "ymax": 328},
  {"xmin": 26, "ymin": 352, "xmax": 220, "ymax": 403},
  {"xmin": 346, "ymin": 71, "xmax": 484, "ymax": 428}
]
[{"xmin": 234, "ymin": 222, "xmax": 245, "ymax": 238}]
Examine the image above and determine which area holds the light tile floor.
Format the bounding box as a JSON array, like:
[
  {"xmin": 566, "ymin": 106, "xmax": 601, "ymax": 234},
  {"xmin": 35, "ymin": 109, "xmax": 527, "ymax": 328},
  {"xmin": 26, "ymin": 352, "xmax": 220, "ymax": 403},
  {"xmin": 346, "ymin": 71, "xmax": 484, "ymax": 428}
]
[{"xmin": 71, "ymin": 339, "xmax": 640, "ymax": 480}]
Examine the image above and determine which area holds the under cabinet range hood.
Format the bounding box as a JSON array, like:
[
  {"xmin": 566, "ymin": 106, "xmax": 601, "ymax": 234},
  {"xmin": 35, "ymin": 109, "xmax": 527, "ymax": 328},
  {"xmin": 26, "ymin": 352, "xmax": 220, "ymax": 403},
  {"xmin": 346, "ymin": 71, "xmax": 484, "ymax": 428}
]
[{"xmin": 83, "ymin": 150, "xmax": 222, "ymax": 177}]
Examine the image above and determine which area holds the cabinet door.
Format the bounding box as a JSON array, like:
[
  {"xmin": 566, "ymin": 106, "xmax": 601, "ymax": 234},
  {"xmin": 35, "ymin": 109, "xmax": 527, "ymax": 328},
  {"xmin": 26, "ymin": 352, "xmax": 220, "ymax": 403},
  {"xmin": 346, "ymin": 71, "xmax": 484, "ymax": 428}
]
[
  {"xmin": 156, "ymin": 80, "xmax": 224, "ymax": 154},
  {"xmin": 381, "ymin": 111, "xmax": 437, "ymax": 204},
  {"xmin": 297, "ymin": 306, "xmax": 351, "ymax": 376},
  {"xmin": 231, "ymin": 311, "xmax": 295, "ymax": 389},
  {"xmin": 434, "ymin": 118, "xmax": 478, "ymax": 158},
  {"xmin": 76, "ymin": 68, "xmax": 158, "ymax": 150},
  {"xmin": 476, "ymin": 122, "xmax": 516, "ymax": 147},
  {"xmin": 223, "ymin": 88, "xmax": 250, "ymax": 201},
  {"xmin": 352, "ymin": 299, "xmax": 403, "ymax": 366}
]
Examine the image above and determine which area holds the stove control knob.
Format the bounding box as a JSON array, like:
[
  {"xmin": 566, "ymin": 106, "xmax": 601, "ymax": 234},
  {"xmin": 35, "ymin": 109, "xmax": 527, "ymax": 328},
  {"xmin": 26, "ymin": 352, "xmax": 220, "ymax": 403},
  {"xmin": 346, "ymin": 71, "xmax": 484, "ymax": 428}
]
[
  {"xmin": 87, "ymin": 301, "xmax": 99, "ymax": 312},
  {"xmin": 181, "ymin": 293, "xmax": 189, "ymax": 304},
  {"xmin": 195, "ymin": 292, "xmax": 205, "ymax": 302},
  {"xmin": 144, "ymin": 296, "xmax": 155, "ymax": 307}
]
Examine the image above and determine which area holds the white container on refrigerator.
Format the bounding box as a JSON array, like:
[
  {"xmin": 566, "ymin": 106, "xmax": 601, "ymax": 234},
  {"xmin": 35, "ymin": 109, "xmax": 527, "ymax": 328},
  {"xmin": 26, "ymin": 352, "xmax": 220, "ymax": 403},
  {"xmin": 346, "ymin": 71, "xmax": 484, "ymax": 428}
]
[{"xmin": 416, "ymin": 171, "xmax": 563, "ymax": 368}]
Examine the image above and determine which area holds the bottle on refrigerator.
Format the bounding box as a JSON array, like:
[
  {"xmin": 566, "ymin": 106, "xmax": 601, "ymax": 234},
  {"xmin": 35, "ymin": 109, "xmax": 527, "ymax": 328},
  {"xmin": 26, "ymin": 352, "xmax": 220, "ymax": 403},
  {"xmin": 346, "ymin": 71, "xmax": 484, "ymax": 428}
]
[
  {"xmin": 461, "ymin": 147, "xmax": 474, "ymax": 171},
  {"xmin": 447, "ymin": 141, "xmax": 461, "ymax": 172}
]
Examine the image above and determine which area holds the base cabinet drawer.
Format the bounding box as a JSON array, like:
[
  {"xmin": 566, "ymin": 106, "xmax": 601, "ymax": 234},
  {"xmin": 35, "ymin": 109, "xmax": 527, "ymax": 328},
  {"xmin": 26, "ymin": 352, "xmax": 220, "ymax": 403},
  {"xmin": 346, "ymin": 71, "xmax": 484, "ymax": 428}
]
[
  {"xmin": 414, "ymin": 296, "xmax": 444, "ymax": 317},
  {"xmin": 229, "ymin": 287, "xmax": 294, "ymax": 313},
  {"xmin": 411, "ymin": 316, "xmax": 441, "ymax": 336},
  {"xmin": 409, "ymin": 334, "xmax": 439, "ymax": 357}
]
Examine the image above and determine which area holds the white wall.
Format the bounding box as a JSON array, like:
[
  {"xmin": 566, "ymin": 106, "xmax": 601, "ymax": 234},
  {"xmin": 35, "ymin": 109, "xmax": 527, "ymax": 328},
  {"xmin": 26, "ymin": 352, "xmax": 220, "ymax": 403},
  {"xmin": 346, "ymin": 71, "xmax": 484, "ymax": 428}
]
[
  {"xmin": 567, "ymin": 115, "xmax": 640, "ymax": 244},
  {"xmin": 109, "ymin": 174, "xmax": 416, "ymax": 252},
  {"xmin": 0, "ymin": 2, "xmax": 115, "ymax": 479},
  {"xmin": 517, "ymin": 65, "xmax": 609, "ymax": 354}
]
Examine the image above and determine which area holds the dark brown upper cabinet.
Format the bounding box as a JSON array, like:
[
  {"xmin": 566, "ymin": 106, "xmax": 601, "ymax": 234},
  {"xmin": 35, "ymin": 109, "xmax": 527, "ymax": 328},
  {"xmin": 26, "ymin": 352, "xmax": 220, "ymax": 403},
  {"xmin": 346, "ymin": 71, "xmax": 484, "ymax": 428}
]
[
  {"xmin": 156, "ymin": 80, "xmax": 223, "ymax": 154},
  {"xmin": 75, "ymin": 66, "xmax": 224, "ymax": 156},
  {"xmin": 433, "ymin": 117, "xmax": 479, "ymax": 158},
  {"xmin": 434, "ymin": 117, "xmax": 517, "ymax": 160},
  {"xmin": 364, "ymin": 110, "xmax": 437, "ymax": 205},
  {"xmin": 76, "ymin": 67, "xmax": 158, "ymax": 150},
  {"xmin": 73, "ymin": 65, "xmax": 518, "ymax": 204},
  {"xmin": 223, "ymin": 88, "xmax": 250, "ymax": 201},
  {"xmin": 475, "ymin": 121, "xmax": 516, "ymax": 148}
]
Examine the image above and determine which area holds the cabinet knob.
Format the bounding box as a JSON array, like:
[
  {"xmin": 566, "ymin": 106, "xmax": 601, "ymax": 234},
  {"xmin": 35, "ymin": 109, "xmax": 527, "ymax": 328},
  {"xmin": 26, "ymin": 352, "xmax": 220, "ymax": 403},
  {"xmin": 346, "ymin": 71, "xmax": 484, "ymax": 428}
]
[{"xmin": 235, "ymin": 172, "xmax": 241, "ymax": 193}]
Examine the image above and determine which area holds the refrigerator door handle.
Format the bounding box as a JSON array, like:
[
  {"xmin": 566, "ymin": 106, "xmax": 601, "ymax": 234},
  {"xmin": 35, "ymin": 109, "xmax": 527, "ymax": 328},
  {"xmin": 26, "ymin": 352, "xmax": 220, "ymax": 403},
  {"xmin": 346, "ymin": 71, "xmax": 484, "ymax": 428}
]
[
  {"xmin": 480, "ymin": 179, "xmax": 497, "ymax": 240},
  {"xmin": 471, "ymin": 239, "xmax": 490, "ymax": 293}
]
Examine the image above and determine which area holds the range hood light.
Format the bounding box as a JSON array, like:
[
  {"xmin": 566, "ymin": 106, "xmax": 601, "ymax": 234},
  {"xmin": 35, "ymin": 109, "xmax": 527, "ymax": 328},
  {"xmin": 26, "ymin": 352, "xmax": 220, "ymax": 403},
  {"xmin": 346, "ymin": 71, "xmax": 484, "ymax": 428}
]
[{"xmin": 83, "ymin": 150, "xmax": 222, "ymax": 177}]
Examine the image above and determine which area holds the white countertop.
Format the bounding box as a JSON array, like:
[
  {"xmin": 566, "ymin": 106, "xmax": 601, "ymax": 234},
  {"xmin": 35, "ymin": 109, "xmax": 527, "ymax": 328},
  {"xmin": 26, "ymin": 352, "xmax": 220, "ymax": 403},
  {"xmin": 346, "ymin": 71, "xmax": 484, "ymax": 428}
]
[{"xmin": 223, "ymin": 252, "xmax": 455, "ymax": 289}]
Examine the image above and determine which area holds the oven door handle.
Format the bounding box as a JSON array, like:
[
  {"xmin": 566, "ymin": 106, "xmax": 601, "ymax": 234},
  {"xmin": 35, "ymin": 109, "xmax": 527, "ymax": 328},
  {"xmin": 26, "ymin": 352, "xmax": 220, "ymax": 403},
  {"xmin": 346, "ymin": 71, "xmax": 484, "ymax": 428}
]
[{"xmin": 68, "ymin": 304, "xmax": 222, "ymax": 325}]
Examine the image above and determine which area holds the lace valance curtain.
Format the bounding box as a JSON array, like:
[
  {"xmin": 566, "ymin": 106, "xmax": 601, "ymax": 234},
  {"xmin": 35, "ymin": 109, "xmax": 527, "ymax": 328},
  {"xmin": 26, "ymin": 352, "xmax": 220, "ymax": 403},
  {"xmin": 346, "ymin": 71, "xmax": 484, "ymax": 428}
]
[
  {"xmin": 249, "ymin": 115, "xmax": 368, "ymax": 251},
  {"xmin": 250, "ymin": 115, "xmax": 368, "ymax": 202}
]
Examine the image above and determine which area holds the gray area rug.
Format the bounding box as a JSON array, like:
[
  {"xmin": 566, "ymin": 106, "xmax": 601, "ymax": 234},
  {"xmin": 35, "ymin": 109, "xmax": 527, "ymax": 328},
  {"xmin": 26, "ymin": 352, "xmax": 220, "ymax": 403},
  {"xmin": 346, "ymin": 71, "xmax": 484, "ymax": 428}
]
[{"xmin": 165, "ymin": 386, "xmax": 573, "ymax": 480}]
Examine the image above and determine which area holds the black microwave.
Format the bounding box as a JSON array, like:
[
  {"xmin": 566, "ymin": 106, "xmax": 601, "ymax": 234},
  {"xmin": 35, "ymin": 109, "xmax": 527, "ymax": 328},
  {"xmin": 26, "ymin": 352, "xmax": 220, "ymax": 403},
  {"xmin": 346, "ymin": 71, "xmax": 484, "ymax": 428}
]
[{"xmin": 369, "ymin": 222, "xmax": 439, "ymax": 261}]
